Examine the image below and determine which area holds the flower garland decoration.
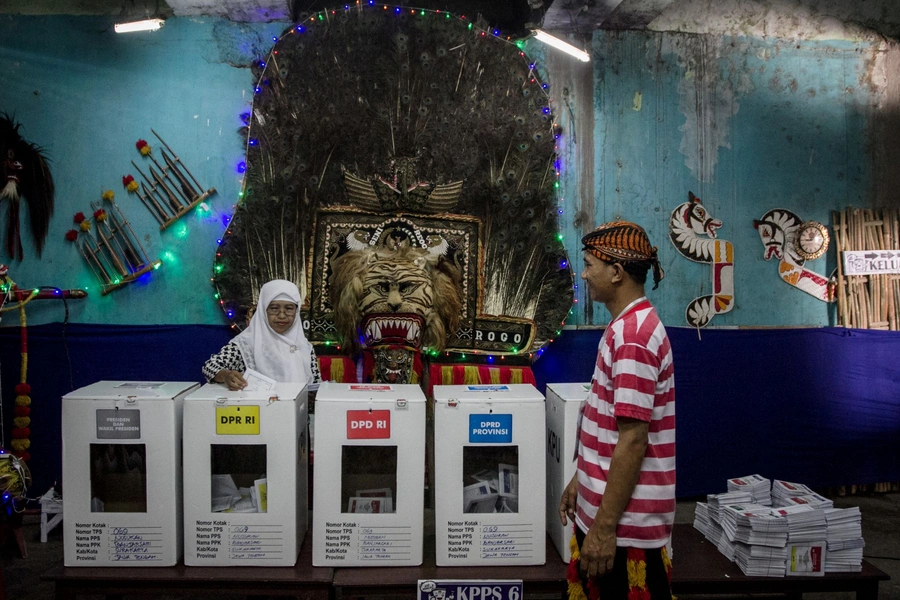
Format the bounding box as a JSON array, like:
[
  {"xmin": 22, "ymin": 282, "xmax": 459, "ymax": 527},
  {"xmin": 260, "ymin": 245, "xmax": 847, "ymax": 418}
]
[
  {"xmin": 135, "ymin": 139, "xmax": 152, "ymax": 156},
  {"xmin": 0, "ymin": 449, "xmax": 31, "ymax": 513},
  {"xmin": 64, "ymin": 192, "xmax": 115, "ymax": 242},
  {"xmin": 72, "ymin": 210, "xmax": 92, "ymax": 232},
  {"xmin": 11, "ymin": 383, "xmax": 31, "ymax": 461},
  {"xmin": 122, "ymin": 175, "xmax": 139, "ymax": 193},
  {"xmin": 66, "ymin": 212, "xmax": 85, "ymax": 241},
  {"xmin": 0, "ymin": 268, "xmax": 34, "ymax": 462}
]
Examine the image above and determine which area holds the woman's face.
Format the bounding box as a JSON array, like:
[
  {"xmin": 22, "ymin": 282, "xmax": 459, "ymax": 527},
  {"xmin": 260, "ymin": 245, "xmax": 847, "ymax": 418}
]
[{"xmin": 266, "ymin": 300, "xmax": 298, "ymax": 335}]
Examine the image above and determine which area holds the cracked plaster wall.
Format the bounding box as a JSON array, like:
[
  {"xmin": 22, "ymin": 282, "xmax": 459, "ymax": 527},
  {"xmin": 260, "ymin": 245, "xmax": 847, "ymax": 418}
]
[{"xmin": 546, "ymin": 27, "xmax": 887, "ymax": 327}]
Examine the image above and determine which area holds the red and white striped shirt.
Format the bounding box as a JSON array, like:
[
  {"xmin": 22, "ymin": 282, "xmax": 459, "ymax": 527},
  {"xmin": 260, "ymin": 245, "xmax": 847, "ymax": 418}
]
[{"xmin": 575, "ymin": 297, "xmax": 676, "ymax": 548}]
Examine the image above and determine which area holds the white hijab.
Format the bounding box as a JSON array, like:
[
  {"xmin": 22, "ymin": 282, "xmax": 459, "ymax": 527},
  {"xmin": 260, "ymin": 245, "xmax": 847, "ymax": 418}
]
[{"xmin": 233, "ymin": 279, "xmax": 314, "ymax": 386}]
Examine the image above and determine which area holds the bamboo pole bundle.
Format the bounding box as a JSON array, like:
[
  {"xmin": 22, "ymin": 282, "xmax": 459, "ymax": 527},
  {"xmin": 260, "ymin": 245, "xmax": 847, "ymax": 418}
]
[
  {"xmin": 834, "ymin": 210, "xmax": 849, "ymax": 327},
  {"xmin": 854, "ymin": 209, "xmax": 865, "ymax": 327},
  {"xmin": 884, "ymin": 211, "xmax": 896, "ymax": 330}
]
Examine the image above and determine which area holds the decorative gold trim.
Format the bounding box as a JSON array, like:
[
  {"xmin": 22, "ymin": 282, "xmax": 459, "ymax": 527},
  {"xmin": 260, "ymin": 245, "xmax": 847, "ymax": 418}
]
[{"xmin": 794, "ymin": 220, "xmax": 830, "ymax": 261}]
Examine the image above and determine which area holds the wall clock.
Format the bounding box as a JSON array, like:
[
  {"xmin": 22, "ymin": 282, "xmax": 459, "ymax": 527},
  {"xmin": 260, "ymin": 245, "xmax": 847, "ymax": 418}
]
[{"xmin": 794, "ymin": 220, "xmax": 830, "ymax": 261}]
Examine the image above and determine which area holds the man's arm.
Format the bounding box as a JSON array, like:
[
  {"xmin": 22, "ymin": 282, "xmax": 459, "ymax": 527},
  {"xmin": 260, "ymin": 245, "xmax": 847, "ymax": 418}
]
[
  {"xmin": 579, "ymin": 416, "xmax": 649, "ymax": 578},
  {"xmin": 559, "ymin": 473, "xmax": 578, "ymax": 526}
]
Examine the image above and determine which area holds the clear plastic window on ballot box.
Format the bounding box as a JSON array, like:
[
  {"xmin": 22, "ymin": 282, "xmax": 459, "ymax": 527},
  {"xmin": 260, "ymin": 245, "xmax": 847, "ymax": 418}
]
[
  {"xmin": 341, "ymin": 445, "xmax": 398, "ymax": 514},
  {"xmin": 462, "ymin": 446, "xmax": 519, "ymax": 513},
  {"xmin": 210, "ymin": 444, "xmax": 268, "ymax": 513},
  {"xmin": 89, "ymin": 443, "xmax": 148, "ymax": 513}
]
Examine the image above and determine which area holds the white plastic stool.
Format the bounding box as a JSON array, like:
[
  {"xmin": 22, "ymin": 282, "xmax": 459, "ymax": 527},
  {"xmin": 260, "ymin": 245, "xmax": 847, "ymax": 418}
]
[{"xmin": 39, "ymin": 487, "xmax": 63, "ymax": 543}]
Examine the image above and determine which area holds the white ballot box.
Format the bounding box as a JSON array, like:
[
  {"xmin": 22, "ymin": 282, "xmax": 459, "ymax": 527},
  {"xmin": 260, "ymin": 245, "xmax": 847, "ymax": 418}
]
[
  {"xmin": 182, "ymin": 383, "xmax": 308, "ymax": 566},
  {"xmin": 545, "ymin": 382, "xmax": 590, "ymax": 563},
  {"xmin": 312, "ymin": 382, "xmax": 426, "ymax": 567},
  {"xmin": 433, "ymin": 383, "xmax": 546, "ymax": 566},
  {"xmin": 62, "ymin": 380, "xmax": 199, "ymax": 566}
]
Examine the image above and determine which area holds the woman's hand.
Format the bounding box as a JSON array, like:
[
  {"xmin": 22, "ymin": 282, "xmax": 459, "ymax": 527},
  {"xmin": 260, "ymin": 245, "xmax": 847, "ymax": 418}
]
[{"xmin": 215, "ymin": 369, "xmax": 247, "ymax": 391}]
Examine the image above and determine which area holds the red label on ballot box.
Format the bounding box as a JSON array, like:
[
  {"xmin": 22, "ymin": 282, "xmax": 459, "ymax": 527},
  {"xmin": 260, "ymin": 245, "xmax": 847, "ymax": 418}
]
[{"xmin": 347, "ymin": 409, "xmax": 391, "ymax": 439}]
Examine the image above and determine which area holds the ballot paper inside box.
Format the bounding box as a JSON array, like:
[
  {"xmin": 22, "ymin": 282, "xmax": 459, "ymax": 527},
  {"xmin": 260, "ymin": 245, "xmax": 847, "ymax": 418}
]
[
  {"xmin": 181, "ymin": 383, "xmax": 308, "ymax": 567},
  {"xmin": 545, "ymin": 383, "xmax": 589, "ymax": 563},
  {"xmin": 61, "ymin": 380, "xmax": 200, "ymax": 567},
  {"xmin": 312, "ymin": 382, "xmax": 427, "ymax": 567},
  {"xmin": 433, "ymin": 384, "xmax": 546, "ymax": 566}
]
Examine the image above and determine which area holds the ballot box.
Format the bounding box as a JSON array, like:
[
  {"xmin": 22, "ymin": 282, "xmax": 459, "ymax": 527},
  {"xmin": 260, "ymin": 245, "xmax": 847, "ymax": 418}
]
[
  {"xmin": 182, "ymin": 382, "xmax": 308, "ymax": 566},
  {"xmin": 312, "ymin": 382, "xmax": 426, "ymax": 567},
  {"xmin": 545, "ymin": 382, "xmax": 590, "ymax": 562},
  {"xmin": 433, "ymin": 383, "xmax": 546, "ymax": 566},
  {"xmin": 62, "ymin": 380, "xmax": 199, "ymax": 566}
]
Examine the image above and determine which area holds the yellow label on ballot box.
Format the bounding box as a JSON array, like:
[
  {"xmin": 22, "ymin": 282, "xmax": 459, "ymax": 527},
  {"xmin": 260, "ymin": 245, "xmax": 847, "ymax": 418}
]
[{"xmin": 215, "ymin": 405, "xmax": 260, "ymax": 435}]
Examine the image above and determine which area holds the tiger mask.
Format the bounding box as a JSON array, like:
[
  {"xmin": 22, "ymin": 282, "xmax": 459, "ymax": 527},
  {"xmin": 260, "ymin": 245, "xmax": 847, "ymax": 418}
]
[{"xmin": 329, "ymin": 246, "xmax": 463, "ymax": 354}]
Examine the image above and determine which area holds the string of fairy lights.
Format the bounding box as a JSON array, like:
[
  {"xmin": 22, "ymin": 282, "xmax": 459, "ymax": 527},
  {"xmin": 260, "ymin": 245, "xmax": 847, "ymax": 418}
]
[{"xmin": 211, "ymin": 2, "xmax": 578, "ymax": 362}]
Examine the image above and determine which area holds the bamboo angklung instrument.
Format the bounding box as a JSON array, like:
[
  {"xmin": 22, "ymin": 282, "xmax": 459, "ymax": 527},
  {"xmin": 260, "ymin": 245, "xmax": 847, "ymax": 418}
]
[
  {"xmin": 151, "ymin": 128, "xmax": 208, "ymax": 194},
  {"xmin": 134, "ymin": 162, "xmax": 174, "ymax": 217}
]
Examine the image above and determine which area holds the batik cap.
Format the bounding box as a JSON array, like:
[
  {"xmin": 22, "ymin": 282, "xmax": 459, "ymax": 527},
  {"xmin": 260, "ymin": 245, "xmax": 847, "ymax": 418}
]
[{"xmin": 581, "ymin": 220, "xmax": 665, "ymax": 289}]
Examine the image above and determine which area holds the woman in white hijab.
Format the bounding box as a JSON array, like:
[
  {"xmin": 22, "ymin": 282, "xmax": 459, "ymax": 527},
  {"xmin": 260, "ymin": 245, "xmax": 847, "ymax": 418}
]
[{"xmin": 203, "ymin": 280, "xmax": 321, "ymax": 390}]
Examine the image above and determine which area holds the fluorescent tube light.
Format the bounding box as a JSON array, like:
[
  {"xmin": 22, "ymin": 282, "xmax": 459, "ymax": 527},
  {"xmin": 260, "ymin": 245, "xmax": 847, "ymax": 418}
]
[
  {"xmin": 532, "ymin": 29, "xmax": 590, "ymax": 62},
  {"xmin": 114, "ymin": 18, "xmax": 165, "ymax": 33}
]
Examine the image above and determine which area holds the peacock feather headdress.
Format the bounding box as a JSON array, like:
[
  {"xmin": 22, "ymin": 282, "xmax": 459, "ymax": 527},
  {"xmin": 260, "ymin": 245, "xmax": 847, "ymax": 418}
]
[{"xmin": 213, "ymin": 5, "xmax": 574, "ymax": 356}]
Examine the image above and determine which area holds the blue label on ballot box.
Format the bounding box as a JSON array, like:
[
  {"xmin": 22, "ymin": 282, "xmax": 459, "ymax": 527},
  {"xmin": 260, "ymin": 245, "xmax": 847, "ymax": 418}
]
[
  {"xmin": 469, "ymin": 414, "xmax": 512, "ymax": 443},
  {"xmin": 418, "ymin": 580, "xmax": 523, "ymax": 600},
  {"xmin": 466, "ymin": 385, "xmax": 510, "ymax": 392}
]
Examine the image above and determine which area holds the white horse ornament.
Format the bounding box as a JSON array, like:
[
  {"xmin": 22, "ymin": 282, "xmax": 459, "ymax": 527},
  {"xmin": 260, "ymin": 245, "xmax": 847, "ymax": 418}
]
[
  {"xmin": 753, "ymin": 208, "xmax": 835, "ymax": 302},
  {"xmin": 669, "ymin": 192, "xmax": 734, "ymax": 327}
]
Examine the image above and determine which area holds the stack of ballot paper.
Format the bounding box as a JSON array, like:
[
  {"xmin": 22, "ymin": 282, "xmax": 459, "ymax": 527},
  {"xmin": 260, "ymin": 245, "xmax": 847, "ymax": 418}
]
[
  {"xmin": 347, "ymin": 487, "xmax": 394, "ymax": 513},
  {"xmin": 706, "ymin": 491, "xmax": 752, "ymax": 524},
  {"xmin": 211, "ymin": 474, "xmax": 268, "ymax": 513},
  {"xmin": 734, "ymin": 542, "xmax": 788, "ymax": 577},
  {"xmin": 694, "ymin": 476, "xmax": 865, "ymax": 578},
  {"xmin": 770, "ymin": 504, "xmax": 827, "ymax": 542},
  {"xmin": 727, "ymin": 474, "xmax": 772, "ymax": 506},
  {"xmin": 825, "ymin": 507, "xmax": 864, "ymax": 573},
  {"xmin": 693, "ymin": 502, "xmax": 724, "ymax": 545},
  {"xmin": 720, "ymin": 504, "xmax": 789, "ymax": 547},
  {"xmin": 782, "ymin": 492, "xmax": 834, "ymax": 510},
  {"xmin": 772, "ymin": 480, "xmax": 813, "ymax": 504},
  {"xmin": 463, "ymin": 464, "xmax": 518, "ymax": 513},
  {"xmin": 717, "ymin": 504, "xmax": 788, "ymax": 575}
]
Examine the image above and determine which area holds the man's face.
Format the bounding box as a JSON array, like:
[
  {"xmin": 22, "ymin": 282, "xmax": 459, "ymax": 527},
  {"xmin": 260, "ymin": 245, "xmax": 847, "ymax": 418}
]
[{"xmin": 581, "ymin": 251, "xmax": 618, "ymax": 304}]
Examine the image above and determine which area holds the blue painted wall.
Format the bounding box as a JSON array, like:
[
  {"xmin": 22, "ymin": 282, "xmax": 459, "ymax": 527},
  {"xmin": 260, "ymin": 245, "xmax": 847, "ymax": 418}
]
[
  {"xmin": 555, "ymin": 31, "xmax": 877, "ymax": 328},
  {"xmin": 1, "ymin": 14, "xmax": 898, "ymax": 496},
  {"xmin": 0, "ymin": 15, "xmax": 283, "ymax": 326},
  {"xmin": 0, "ymin": 17, "xmax": 882, "ymax": 330}
]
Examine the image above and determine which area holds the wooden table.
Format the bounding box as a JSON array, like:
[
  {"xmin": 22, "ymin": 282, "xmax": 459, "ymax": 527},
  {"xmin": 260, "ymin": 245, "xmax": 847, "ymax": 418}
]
[
  {"xmin": 671, "ymin": 524, "xmax": 890, "ymax": 599},
  {"xmin": 43, "ymin": 535, "xmax": 332, "ymax": 600},
  {"xmin": 332, "ymin": 534, "xmax": 565, "ymax": 600},
  {"xmin": 42, "ymin": 525, "xmax": 890, "ymax": 599},
  {"xmin": 333, "ymin": 524, "xmax": 890, "ymax": 600}
]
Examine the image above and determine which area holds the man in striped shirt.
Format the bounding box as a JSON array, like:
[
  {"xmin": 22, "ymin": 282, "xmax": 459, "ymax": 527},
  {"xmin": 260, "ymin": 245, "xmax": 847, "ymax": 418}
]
[{"xmin": 559, "ymin": 220, "xmax": 675, "ymax": 600}]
